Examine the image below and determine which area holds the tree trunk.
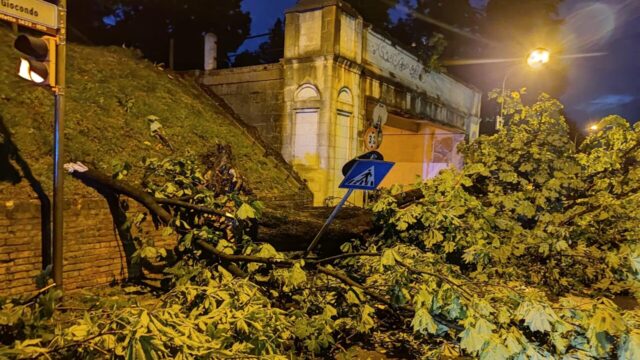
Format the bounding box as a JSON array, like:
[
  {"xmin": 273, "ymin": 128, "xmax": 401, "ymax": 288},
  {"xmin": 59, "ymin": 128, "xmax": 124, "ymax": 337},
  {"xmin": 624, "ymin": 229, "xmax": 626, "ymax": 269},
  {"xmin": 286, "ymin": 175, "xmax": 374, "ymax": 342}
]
[
  {"xmin": 258, "ymin": 206, "xmax": 374, "ymax": 253},
  {"xmin": 65, "ymin": 163, "xmax": 374, "ymax": 253}
]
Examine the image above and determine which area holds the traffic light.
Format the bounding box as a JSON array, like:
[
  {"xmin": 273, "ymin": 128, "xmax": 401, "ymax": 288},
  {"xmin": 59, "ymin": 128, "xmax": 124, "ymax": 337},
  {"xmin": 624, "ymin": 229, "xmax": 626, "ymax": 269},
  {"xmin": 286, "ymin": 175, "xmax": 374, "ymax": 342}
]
[{"xmin": 14, "ymin": 34, "xmax": 57, "ymax": 87}]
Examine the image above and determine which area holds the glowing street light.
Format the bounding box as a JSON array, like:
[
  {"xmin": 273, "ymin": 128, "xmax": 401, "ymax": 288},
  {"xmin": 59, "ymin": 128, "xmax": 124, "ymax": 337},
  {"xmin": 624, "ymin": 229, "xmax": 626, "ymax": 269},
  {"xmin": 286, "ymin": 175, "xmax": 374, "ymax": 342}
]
[
  {"xmin": 527, "ymin": 48, "xmax": 551, "ymax": 69},
  {"xmin": 497, "ymin": 48, "xmax": 552, "ymax": 128}
]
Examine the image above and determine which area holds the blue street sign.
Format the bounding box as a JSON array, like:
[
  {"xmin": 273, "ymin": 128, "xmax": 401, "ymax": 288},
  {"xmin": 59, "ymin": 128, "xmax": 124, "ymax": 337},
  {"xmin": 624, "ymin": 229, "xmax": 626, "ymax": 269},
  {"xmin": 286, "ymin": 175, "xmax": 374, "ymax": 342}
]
[{"xmin": 339, "ymin": 159, "xmax": 395, "ymax": 190}]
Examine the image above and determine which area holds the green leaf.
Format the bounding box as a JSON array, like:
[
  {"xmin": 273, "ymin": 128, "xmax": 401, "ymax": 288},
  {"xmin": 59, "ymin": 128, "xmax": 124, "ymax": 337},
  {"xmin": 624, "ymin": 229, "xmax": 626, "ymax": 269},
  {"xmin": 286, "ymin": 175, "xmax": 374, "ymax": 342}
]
[
  {"xmin": 288, "ymin": 263, "xmax": 307, "ymax": 288},
  {"xmin": 551, "ymin": 333, "xmax": 569, "ymax": 354},
  {"xmin": 412, "ymin": 308, "xmax": 438, "ymax": 335},
  {"xmin": 588, "ymin": 304, "xmax": 625, "ymax": 336},
  {"xmin": 460, "ymin": 319, "xmax": 495, "ymax": 353},
  {"xmin": 357, "ymin": 304, "xmax": 376, "ymax": 333},
  {"xmin": 517, "ymin": 302, "xmax": 554, "ymax": 333},
  {"xmin": 236, "ymin": 203, "xmax": 257, "ymax": 220},
  {"xmin": 424, "ymin": 229, "xmax": 444, "ymax": 247},
  {"xmin": 586, "ymin": 304, "xmax": 626, "ymax": 356},
  {"xmin": 480, "ymin": 336, "xmax": 510, "ymax": 360},
  {"xmin": 516, "ymin": 346, "xmax": 554, "ymax": 360},
  {"xmin": 322, "ymin": 305, "xmax": 337, "ymax": 320},
  {"xmin": 444, "ymin": 296, "xmax": 464, "ymax": 319},
  {"xmin": 68, "ymin": 324, "xmax": 90, "ymax": 341},
  {"xmin": 346, "ymin": 287, "xmax": 364, "ymax": 305},
  {"xmin": 381, "ymin": 249, "xmax": 397, "ymax": 267},
  {"xmin": 504, "ymin": 328, "xmax": 524, "ymax": 356},
  {"xmin": 618, "ymin": 331, "xmax": 640, "ymax": 360},
  {"xmin": 630, "ymin": 253, "xmax": 640, "ymax": 279}
]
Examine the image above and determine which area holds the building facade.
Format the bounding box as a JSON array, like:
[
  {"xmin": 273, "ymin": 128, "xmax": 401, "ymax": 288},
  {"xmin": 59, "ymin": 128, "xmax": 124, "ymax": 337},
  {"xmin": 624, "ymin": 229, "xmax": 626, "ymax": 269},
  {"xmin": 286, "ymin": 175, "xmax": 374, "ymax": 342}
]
[{"xmin": 201, "ymin": 0, "xmax": 482, "ymax": 206}]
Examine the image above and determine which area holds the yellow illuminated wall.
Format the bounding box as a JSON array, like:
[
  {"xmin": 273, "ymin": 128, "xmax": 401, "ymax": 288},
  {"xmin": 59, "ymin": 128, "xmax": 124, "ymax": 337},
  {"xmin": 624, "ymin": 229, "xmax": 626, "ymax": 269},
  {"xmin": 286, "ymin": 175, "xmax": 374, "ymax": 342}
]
[
  {"xmin": 379, "ymin": 123, "xmax": 463, "ymax": 188},
  {"xmin": 281, "ymin": 0, "xmax": 473, "ymax": 206}
]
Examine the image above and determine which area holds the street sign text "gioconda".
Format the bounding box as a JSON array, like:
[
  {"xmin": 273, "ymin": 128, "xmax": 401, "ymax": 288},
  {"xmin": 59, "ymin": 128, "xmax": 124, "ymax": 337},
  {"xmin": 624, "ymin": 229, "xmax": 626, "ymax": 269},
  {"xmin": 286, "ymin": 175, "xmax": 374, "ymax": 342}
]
[{"xmin": 0, "ymin": 0, "xmax": 58, "ymax": 31}]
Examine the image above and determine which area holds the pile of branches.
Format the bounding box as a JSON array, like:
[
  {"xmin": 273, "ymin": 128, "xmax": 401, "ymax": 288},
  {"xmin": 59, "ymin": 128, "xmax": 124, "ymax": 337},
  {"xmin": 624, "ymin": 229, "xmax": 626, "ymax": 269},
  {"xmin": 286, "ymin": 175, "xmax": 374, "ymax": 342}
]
[{"xmin": 2, "ymin": 93, "xmax": 640, "ymax": 359}]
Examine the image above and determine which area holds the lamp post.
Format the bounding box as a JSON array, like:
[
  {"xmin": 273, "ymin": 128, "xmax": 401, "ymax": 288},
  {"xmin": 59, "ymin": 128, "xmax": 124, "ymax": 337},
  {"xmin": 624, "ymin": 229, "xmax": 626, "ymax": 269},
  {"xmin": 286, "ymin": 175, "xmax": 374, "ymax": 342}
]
[
  {"xmin": 499, "ymin": 66, "xmax": 517, "ymax": 125},
  {"xmin": 498, "ymin": 48, "xmax": 551, "ymax": 128}
]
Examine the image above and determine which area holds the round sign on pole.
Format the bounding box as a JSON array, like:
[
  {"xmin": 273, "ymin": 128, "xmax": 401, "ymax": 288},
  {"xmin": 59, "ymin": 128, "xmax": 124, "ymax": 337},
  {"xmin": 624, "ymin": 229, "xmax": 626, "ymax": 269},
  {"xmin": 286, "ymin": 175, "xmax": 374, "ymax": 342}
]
[
  {"xmin": 372, "ymin": 103, "xmax": 388, "ymax": 128},
  {"xmin": 342, "ymin": 151, "xmax": 384, "ymax": 176},
  {"xmin": 364, "ymin": 127, "xmax": 382, "ymax": 151}
]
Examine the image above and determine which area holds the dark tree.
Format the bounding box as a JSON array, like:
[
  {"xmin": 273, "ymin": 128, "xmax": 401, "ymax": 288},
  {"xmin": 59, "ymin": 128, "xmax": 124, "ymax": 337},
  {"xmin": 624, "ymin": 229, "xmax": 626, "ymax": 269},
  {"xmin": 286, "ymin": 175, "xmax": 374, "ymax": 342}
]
[
  {"xmin": 387, "ymin": 0, "xmax": 480, "ymax": 70},
  {"xmin": 255, "ymin": 18, "xmax": 285, "ymax": 64},
  {"xmin": 67, "ymin": 0, "xmax": 116, "ymax": 43},
  {"xmin": 233, "ymin": 18, "xmax": 285, "ymax": 67},
  {"xmin": 483, "ymin": 0, "xmax": 563, "ymax": 46},
  {"xmin": 232, "ymin": 51, "xmax": 262, "ymax": 67},
  {"xmin": 68, "ymin": 0, "xmax": 251, "ymax": 70},
  {"xmin": 343, "ymin": 0, "xmax": 394, "ymax": 29}
]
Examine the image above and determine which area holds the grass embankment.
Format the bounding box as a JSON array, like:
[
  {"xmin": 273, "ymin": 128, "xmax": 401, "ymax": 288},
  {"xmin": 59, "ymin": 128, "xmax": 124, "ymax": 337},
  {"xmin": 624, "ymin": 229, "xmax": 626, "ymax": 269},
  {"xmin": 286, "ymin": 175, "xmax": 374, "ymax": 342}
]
[{"xmin": 0, "ymin": 26, "xmax": 300, "ymax": 199}]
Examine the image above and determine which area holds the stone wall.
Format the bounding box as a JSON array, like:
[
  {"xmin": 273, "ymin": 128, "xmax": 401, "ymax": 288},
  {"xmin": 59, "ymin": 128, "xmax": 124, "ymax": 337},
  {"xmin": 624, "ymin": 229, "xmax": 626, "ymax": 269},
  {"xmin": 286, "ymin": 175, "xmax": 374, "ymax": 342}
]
[
  {"xmin": 363, "ymin": 29, "xmax": 482, "ymax": 124},
  {"xmin": 198, "ymin": 0, "xmax": 482, "ymax": 206},
  {"xmin": 201, "ymin": 64, "xmax": 285, "ymax": 150},
  {"xmin": 0, "ymin": 196, "xmax": 175, "ymax": 297}
]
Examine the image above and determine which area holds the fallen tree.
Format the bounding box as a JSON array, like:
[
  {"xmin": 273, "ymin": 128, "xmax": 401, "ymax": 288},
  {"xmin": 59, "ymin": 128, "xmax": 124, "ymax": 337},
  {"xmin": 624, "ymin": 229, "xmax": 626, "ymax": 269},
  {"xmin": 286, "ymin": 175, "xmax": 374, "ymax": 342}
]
[
  {"xmin": 64, "ymin": 161, "xmax": 374, "ymax": 254},
  {"xmin": 2, "ymin": 92, "xmax": 640, "ymax": 359}
]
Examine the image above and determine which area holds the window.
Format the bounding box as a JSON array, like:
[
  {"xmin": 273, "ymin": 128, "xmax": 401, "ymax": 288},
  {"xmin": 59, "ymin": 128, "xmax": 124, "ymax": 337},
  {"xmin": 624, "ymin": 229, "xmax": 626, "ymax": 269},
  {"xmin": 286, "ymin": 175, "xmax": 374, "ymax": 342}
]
[{"xmin": 293, "ymin": 110, "xmax": 319, "ymax": 162}]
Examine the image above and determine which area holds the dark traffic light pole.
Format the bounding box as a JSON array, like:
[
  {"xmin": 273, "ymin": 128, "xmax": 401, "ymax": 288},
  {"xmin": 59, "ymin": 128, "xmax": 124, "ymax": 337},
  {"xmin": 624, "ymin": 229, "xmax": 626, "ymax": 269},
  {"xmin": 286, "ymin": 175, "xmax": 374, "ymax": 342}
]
[{"xmin": 52, "ymin": 0, "xmax": 67, "ymax": 289}]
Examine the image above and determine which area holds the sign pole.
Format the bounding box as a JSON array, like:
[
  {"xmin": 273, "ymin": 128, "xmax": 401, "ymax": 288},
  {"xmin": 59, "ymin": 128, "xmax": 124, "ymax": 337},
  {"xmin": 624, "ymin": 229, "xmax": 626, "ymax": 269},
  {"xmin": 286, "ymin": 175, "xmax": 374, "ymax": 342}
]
[
  {"xmin": 304, "ymin": 189, "xmax": 354, "ymax": 257},
  {"xmin": 52, "ymin": 0, "xmax": 66, "ymax": 289},
  {"xmin": 304, "ymin": 157, "xmax": 395, "ymax": 257}
]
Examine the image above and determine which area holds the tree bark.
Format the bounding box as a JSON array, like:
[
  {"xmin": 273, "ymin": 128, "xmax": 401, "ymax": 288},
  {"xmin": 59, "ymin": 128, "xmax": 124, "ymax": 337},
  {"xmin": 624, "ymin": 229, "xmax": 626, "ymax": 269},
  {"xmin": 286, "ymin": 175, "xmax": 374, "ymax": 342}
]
[
  {"xmin": 258, "ymin": 205, "xmax": 374, "ymax": 252},
  {"xmin": 394, "ymin": 188, "xmax": 424, "ymax": 207},
  {"xmin": 67, "ymin": 166, "xmax": 173, "ymax": 223},
  {"xmin": 65, "ymin": 163, "xmax": 374, "ymax": 252}
]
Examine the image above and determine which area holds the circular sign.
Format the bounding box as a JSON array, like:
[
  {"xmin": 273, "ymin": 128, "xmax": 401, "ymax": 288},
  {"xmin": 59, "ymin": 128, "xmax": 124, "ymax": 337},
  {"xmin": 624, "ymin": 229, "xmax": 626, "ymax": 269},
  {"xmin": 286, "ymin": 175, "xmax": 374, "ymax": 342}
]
[
  {"xmin": 342, "ymin": 151, "xmax": 385, "ymax": 176},
  {"xmin": 364, "ymin": 127, "xmax": 383, "ymax": 151},
  {"xmin": 372, "ymin": 103, "xmax": 388, "ymax": 128}
]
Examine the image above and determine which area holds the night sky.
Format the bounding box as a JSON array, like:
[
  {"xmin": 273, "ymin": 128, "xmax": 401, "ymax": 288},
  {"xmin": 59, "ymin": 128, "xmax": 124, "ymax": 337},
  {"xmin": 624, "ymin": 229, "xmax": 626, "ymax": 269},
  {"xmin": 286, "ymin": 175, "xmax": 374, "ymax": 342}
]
[
  {"xmin": 559, "ymin": 0, "xmax": 640, "ymax": 125},
  {"xmin": 238, "ymin": 0, "xmax": 297, "ymax": 52},
  {"xmin": 239, "ymin": 0, "xmax": 640, "ymax": 126}
]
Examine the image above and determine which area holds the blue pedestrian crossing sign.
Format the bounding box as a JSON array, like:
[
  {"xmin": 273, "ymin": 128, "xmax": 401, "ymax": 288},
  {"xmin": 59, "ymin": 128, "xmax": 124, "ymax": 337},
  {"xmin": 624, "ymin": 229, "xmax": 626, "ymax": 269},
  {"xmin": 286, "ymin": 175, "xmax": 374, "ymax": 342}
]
[{"xmin": 339, "ymin": 160, "xmax": 395, "ymax": 190}]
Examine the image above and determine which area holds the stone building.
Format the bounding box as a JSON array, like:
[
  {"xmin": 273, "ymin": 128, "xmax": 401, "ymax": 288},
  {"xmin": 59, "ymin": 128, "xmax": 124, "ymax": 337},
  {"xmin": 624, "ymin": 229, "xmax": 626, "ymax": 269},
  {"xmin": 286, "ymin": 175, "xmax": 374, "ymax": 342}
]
[{"xmin": 201, "ymin": 0, "xmax": 482, "ymax": 206}]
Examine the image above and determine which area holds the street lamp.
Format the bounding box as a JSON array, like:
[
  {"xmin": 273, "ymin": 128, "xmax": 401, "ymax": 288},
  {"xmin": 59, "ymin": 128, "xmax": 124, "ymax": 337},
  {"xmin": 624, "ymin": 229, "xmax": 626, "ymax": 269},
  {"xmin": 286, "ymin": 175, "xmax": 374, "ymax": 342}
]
[
  {"xmin": 527, "ymin": 48, "xmax": 551, "ymax": 69},
  {"xmin": 498, "ymin": 48, "xmax": 551, "ymax": 128}
]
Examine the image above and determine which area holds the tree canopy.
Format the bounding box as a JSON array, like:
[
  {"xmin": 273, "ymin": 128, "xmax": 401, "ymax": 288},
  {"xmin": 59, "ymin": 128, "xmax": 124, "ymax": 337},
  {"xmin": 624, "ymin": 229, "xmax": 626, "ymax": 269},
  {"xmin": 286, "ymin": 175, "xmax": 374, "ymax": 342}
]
[
  {"xmin": 69, "ymin": 0, "xmax": 251, "ymax": 70},
  {"xmin": 233, "ymin": 18, "xmax": 285, "ymax": 67},
  {"xmin": 1, "ymin": 91, "xmax": 639, "ymax": 358},
  {"xmin": 344, "ymin": 0, "xmax": 395, "ymax": 29}
]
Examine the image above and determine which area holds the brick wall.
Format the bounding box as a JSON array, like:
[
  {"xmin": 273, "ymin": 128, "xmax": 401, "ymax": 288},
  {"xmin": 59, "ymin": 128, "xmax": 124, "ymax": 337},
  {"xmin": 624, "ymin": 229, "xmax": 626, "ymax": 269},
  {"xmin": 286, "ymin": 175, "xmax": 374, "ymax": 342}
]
[{"xmin": 0, "ymin": 196, "xmax": 176, "ymax": 297}]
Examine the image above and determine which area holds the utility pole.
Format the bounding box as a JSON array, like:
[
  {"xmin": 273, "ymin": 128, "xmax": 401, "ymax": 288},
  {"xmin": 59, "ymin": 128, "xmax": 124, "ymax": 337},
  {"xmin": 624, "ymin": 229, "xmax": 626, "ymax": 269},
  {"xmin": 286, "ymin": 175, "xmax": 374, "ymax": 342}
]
[
  {"xmin": 169, "ymin": 37, "xmax": 175, "ymax": 70},
  {"xmin": 3, "ymin": 0, "xmax": 68, "ymax": 289},
  {"xmin": 52, "ymin": 0, "xmax": 67, "ymax": 289}
]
